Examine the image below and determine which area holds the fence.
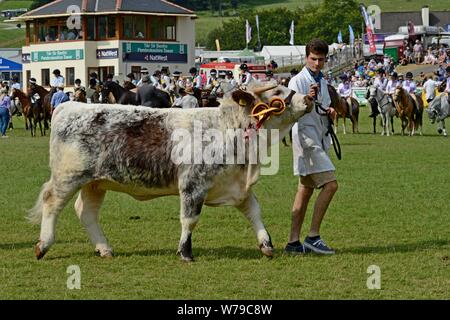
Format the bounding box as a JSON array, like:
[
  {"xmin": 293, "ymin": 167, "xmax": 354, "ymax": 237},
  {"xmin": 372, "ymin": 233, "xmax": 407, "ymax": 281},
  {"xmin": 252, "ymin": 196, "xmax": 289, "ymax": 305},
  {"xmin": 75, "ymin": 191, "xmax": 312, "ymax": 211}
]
[{"xmin": 267, "ymin": 45, "xmax": 363, "ymax": 74}]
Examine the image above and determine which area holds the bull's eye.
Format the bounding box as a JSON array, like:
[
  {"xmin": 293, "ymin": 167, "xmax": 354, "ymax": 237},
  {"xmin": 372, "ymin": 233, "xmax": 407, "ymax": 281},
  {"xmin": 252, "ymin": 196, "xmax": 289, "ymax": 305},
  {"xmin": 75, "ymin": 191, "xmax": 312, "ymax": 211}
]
[{"xmin": 274, "ymin": 90, "xmax": 282, "ymax": 96}]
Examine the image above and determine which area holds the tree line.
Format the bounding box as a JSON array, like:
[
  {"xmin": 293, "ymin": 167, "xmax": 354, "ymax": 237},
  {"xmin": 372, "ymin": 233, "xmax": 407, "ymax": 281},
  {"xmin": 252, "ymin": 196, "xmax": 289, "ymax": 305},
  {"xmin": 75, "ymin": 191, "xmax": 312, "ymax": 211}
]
[{"xmin": 206, "ymin": 0, "xmax": 364, "ymax": 50}]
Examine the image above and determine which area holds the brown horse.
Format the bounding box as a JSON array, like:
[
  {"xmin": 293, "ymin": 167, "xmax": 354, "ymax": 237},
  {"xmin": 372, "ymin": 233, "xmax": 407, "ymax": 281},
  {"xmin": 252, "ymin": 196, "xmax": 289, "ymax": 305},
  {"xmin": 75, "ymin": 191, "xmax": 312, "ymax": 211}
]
[
  {"xmin": 328, "ymin": 85, "xmax": 359, "ymax": 134},
  {"xmin": 10, "ymin": 88, "xmax": 31, "ymax": 130},
  {"xmin": 73, "ymin": 89, "xmax": 87, "ymax": 103},
  {"xmin": 29, "ymin": 84, "xmax": 52, "ymax": 131},
  {"xmin": 392, "ymin": 87, "xmax": 423, "ymax": 136}
]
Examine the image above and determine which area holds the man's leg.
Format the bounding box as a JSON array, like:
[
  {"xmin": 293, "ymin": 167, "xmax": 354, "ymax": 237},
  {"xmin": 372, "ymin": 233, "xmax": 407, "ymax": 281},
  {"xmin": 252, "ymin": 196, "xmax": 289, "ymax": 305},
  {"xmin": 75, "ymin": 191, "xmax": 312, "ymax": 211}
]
[
  {"xmin": 308, "ymin": 180, "xmax": 338, "ymax": 237},
  {"xmin": 288, "ymin": 185, "xmax": 314, "ymax": 243}
]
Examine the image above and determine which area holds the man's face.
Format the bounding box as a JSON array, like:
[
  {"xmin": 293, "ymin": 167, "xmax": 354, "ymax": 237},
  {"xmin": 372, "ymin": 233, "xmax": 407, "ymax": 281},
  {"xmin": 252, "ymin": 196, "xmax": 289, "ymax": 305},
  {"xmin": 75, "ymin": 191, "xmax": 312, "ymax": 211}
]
[{"xmin": 306, "ymin": 52, "xmax": 326, "ymax": 74}]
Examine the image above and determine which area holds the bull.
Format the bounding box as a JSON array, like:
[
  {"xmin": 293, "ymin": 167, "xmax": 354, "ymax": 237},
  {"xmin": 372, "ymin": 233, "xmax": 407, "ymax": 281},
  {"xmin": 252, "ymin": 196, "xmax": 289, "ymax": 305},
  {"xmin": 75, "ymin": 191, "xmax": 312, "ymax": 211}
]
[{"xmin": 28, "ymin": 83, "xmax": 313, "ymax": 261}]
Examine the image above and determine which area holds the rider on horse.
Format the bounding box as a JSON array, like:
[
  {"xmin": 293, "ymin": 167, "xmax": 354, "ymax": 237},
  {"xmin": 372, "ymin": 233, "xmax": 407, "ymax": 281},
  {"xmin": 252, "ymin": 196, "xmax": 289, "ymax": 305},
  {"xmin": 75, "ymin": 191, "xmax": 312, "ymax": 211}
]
[{"xmin": 337, "ymin": 74, "xmax": 353, "ymax": 118}]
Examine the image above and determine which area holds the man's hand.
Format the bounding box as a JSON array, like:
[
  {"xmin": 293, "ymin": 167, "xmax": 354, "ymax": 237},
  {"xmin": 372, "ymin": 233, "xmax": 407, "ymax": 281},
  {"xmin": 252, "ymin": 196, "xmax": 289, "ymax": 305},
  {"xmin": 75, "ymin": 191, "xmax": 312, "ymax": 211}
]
[
  {"xmin": 327, "ymin": 107, "xmax": 336, "ymax": 119},
  {"xmin": 308, "ymin": 84, "xmax": 319, "ymax": 99}
]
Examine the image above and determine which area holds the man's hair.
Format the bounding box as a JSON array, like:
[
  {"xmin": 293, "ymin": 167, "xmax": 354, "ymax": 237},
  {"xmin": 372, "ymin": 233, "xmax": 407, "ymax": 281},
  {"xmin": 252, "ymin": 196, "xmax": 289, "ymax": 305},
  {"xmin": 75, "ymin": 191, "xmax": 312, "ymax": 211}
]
[{"xmin": 306, "ymin": 39, "xmax": 329, "ymax": 57}]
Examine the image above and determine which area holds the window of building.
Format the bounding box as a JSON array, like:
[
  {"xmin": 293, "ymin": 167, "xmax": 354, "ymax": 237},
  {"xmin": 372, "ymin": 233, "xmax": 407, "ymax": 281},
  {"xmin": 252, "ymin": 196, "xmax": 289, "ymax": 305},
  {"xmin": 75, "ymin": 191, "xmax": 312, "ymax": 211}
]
[
  {"xmin": 66, "ymin": 68, "xmax": 75, "ymax": 86},
  {"xmin": 123, "ymin": 16, "xmax": 146, "ymax": 39},
  {"xmin": 35, "ymin": 19, "xmax": 82, "ymax": 43},
  {"xmin": 149, "ymin": 17, "xmax": 176, "ymax": 41},
  {"xmin": 86, "ymin": 16, "xmax": 96, "ymax": 40},
  {"xmin": 41, "ymin": 69, "xmax": 50, "ymax": 87},
  {"xmin": 97, "ymin": 16, "xmax": 117, "ymax": 40},
  {"xmin": 89, "ymin": 67, "xmax": 115, "ymax": 83}
]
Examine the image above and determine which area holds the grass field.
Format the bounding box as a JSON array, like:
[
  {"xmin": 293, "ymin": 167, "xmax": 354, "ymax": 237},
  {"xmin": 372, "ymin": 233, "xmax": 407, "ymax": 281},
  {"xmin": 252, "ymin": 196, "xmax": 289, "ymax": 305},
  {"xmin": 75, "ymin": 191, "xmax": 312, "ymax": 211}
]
[
  {"xmin": 0, "ymin": 106, "xmax": 449, "ymax": 300},
  {"xmin": 0, "ymin": 1, "xmax": 32, "ymax": 48}
]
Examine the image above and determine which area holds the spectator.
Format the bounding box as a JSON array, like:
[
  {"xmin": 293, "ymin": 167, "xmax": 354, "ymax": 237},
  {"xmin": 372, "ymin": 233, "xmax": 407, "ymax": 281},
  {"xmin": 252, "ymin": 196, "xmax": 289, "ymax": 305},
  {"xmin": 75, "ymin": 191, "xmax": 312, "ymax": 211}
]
[
  {"xmin": 413, "ymin": 39, "xmax": 423, "ymax": 64},
  {"xmin": 0, "ymin": 88, "xmax": 11, "ymax": 138},
  {"xmin": 50, "ymin": 85, "xmax": 69, "ymax": 112}
]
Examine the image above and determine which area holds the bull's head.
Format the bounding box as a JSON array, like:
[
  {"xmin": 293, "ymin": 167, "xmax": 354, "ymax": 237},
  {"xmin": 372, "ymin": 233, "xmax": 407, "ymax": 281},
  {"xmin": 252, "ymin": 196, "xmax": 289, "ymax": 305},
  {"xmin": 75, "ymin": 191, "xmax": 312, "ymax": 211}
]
[{"xmin": 230, "ymin": 83, "xmax": 313, "ymax": 144}]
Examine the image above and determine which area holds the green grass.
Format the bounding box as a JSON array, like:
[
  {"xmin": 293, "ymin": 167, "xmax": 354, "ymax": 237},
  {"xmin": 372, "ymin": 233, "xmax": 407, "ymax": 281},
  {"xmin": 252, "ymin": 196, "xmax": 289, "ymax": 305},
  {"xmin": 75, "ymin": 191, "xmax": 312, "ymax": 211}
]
[
  {"xmin": 1, "ymin": 108, "xmax": 450, "ymax": 300},
  {"xmin": 0, "ymin": 1, "xmax": 32, "ymax": 47}
]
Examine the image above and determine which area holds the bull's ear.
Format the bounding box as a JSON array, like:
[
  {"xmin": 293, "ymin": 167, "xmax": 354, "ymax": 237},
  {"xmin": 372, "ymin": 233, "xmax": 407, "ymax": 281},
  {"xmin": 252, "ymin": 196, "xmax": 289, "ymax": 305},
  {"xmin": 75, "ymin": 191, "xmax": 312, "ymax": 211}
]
[{"xmin": 232, "ymin": 90, "xmax": 255, "ymax": 108}]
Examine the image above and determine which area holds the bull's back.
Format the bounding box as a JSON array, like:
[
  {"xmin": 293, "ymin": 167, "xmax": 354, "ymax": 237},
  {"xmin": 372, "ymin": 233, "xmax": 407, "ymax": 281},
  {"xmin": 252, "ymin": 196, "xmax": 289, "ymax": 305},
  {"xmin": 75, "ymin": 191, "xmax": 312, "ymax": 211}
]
[{"xmin": 50, "ymin": 102, "xmax": 178, "ymax": 189}]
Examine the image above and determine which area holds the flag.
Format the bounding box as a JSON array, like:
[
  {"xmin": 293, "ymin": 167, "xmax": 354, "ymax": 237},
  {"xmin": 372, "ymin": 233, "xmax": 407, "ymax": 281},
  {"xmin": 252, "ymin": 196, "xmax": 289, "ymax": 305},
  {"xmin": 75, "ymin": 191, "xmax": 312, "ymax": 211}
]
[
  {"xmin": 360, "ymin": 4, "xmax": 376, "ymax": 54},
  {"xmin": 337, "ymin": 30, "xmax": 343, "ymax": 44},
  {"xmin": 246, "ymin": 20, "xmax": 252, "ymax": 45},
  {"xmin": 255, "ymin": 15, "xmax": 261, "ymax": 50},
  {"xmin": 348, "ymin": 25, "xmax": 355, "ymax": 46},
  {"xmin": 289, "ymin": 20, "xmax": 295, "ymax": 45}
]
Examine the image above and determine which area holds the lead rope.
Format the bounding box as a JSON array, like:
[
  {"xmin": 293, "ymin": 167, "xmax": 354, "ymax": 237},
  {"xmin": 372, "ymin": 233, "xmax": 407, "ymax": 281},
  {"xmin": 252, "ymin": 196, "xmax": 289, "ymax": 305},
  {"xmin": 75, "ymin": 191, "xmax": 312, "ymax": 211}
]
[{"xmin": 315, "ymin": 101, "xmax": 342, "ymax": 160}]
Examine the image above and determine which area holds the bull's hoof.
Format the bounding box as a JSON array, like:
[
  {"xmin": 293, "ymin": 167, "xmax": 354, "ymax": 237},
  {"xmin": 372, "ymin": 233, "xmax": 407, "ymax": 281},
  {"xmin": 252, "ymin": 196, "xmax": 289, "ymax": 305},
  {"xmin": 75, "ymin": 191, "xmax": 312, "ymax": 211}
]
[
  {"xmin": 35, "ymin": 242, "xmax": 47, "ymax": 260},
  {"xmin": 438, "ymin": 129, "xmax": 443, "ymax": 134},
  {"xmin": 95, "ymin": 249, "xmax": 114, "ymax": 258},
  {"xmin": 259, "ymin": 241, "xmax": 274, "ymax": 258},
  {"xmin": 177, "ymin": 250, "xmax": 194, "ymax": 262}
]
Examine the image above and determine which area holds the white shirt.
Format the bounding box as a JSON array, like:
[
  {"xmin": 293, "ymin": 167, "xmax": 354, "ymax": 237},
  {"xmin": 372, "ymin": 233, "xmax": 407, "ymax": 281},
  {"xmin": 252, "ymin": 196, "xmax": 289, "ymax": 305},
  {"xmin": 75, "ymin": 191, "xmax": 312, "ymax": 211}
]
[
  {"xmin": 289, "ymin": 67, "xmax": 335, "ymax": 176},
  {"xmin": 423, "ymin": 79, "xmax": 438, "ymax": 100},
  {"xmin": 373, "ymin": 77, "xmax": 387, "ymax": 91},
  {"xmin": 193, "ymin": 75, "xmax": 203, "ymax": 89},
  {"xmin": 238, "ymin": 71, "xmax": 253, "ymax": 86},
  {"xmin": 50, "ymin": 76, "xmax": 65, "ymax": 87},
  {"xmin": 11, "ymin": 82, "xmax": 21, "ymax": 90},
  {"xmin": 338, "ymin": 82, "xmax": 352, "ymax": 97},
  {"xmin": 386, "ymin": 80, "xmax": 400, "ymax": 94},
  {"xmin": 174, "ymin": 94, "xmax": 199, "ymax": 109},
  {"xmin": 402, "ymin": 80, "xmax": 416, "ymax": 94}
]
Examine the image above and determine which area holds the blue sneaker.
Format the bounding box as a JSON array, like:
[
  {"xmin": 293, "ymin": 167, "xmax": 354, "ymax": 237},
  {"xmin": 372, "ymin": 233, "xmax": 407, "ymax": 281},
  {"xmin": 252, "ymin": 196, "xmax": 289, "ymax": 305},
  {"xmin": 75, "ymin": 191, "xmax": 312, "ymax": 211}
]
[
  {"xmin": 303, "ymin": 236, "xmax": 335, "ymax": 255},
  {"xmin": 284, "ymin": 243, "xmax": 310, "ymax": 255}
]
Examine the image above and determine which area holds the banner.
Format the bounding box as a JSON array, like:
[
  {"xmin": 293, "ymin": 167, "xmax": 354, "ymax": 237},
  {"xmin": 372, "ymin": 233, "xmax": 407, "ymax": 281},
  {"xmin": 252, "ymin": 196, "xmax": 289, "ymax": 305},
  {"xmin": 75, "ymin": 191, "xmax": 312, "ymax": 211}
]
[
  {"xmin": 255, "ymin": 15, "xmax": 261, "ymax": 50},
  {"xmin": 337, "ymin": 30, "xmax": 343, "ymax": 44},
  {"xmin": 360, "ymin": 4, "xmax": 376, "ymax": 54},
  {"xmin": 289, "ymin": 21, "xmax": 295, "ymax": 46},
  {"xmin": 348, "ymin": 25, "xmax": 355, "ymax": 46},
  {"xmin": 246, "ymin": 20, "xmax": 252, "ymax": 45}
]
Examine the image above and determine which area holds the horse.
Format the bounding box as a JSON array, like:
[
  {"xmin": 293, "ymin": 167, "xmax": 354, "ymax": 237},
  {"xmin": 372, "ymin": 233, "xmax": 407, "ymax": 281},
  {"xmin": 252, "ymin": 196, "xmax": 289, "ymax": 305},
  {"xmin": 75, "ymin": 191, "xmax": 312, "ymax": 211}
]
[
  {"xmin": 427, "ymin": 93, "xmax": 450, "ymax": 137},
  {"xmin": 28, "ymin": 84, "xmax": 52, "ymax": 131},
  {"xmin": 101, "ymin": 81, "xmax": 137, "ymax": 105},
  {"xmin": 10, "ymin": 88, "xmax": 31, "ymax": 130},
  {"xmin": 367, "ymin": 86, "xmax": 396, "ymax": 136},
  {"xmin": 328, "ymin": 85, "xmax": 359, "ymax": 134},
  {"xmin": 392, "ymin": 87, "xmax": 423, "ymax": 136},
  {"xmin": 73, "ymin": 89, "xmax": 87, "ymax": 103},
  {"xmin": 25, "ymin": 92, "xmax": 45, "ymax": 137}
]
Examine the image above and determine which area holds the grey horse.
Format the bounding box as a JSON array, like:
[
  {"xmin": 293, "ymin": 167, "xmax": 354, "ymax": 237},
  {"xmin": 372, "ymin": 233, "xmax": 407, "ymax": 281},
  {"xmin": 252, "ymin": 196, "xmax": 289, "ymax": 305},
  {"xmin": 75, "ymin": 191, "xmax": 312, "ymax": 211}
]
[
  {"xmin": 368, "ymin": 86, "xmax": 396, "ymax": 136},
  {"xmin": 427, "ymin": 93, "xmax": 449, "ymax": 137}
]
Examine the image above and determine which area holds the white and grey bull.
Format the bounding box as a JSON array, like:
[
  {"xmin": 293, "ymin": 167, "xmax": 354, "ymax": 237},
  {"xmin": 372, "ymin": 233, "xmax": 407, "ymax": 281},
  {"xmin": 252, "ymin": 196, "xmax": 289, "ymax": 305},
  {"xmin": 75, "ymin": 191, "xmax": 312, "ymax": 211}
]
[
  {"xmin": 427, "ymin": 93, "xmax": 450, "ymax": 137},
  {"xmin": 28, "ymin": 83, "xmax": 313, "ymax": 261}
]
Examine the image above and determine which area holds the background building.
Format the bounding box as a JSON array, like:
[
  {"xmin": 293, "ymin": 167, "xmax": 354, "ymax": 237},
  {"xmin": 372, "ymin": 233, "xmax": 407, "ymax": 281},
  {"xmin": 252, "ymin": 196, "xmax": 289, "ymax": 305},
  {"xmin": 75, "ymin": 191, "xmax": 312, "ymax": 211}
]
[{"xmin": 11, "ymin": 0, "xmax": 196, "ymax": 90}]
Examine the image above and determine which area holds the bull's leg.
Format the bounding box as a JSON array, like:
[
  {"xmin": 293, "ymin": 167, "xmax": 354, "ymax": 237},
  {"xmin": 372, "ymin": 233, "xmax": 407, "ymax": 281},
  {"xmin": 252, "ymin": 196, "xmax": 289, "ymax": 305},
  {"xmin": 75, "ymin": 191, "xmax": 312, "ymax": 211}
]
[
  {"xmin": 235, "ymin": 192, "xmax": 273, "ymax": 258},
  {"xmin": 32, "ymin": 179, "xmax": 78, "ymax": 259},
  {"xmin": 177, "ymin": 186, "xmax": 205, "ymax": 262},
  {"xmin": 74, "ymin": 184, "xmax": 112, "ymax": 258}
]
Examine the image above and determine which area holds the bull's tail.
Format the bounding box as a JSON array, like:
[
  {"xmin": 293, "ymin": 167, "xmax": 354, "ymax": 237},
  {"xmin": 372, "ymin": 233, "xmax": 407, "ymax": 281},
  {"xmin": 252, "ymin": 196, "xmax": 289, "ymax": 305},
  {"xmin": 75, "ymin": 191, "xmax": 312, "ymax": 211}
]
[{"xmin": 27, "ymin": 181, "xmax": 51, "ymax": 224}]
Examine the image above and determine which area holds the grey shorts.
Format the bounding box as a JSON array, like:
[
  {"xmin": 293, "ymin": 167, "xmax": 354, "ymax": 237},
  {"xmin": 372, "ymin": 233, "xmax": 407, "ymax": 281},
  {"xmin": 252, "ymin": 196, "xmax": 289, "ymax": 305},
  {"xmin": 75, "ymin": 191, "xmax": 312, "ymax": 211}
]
[{"xmin": 299, "ymin": 171, "xmax": 337, "ymax": 189}]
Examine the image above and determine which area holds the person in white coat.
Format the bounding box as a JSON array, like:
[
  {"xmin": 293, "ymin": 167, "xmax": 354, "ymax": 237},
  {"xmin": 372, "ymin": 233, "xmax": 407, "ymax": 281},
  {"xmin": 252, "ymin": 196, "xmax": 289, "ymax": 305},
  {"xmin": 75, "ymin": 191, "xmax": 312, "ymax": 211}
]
[{"xmin": 286, "ymin": 38, "xmax": 338, "ymax": 256}]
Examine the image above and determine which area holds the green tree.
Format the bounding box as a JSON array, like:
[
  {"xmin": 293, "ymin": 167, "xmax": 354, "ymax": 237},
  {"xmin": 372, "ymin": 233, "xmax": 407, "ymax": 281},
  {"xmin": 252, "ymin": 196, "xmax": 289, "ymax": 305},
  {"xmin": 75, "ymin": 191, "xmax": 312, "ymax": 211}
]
[{"xmin": 205, "ymin": 0, "xmax": 363, "ymax": 50}]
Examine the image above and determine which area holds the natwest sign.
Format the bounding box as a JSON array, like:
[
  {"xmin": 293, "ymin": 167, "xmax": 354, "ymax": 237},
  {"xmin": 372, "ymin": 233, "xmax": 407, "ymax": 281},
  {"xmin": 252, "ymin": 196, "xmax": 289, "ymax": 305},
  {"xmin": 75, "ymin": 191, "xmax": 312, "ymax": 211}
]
[{"xmin": 96, "ymin": 49, "xmax": 118, "ymax": 59}]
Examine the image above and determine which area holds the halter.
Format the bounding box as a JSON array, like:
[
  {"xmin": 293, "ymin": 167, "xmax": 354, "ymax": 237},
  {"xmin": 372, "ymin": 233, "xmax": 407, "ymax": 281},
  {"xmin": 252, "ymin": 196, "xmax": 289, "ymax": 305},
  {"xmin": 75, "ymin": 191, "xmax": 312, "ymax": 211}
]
[{"xmin": 249, "ymin": 97, "xmax": 286, "ymax": 130}]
